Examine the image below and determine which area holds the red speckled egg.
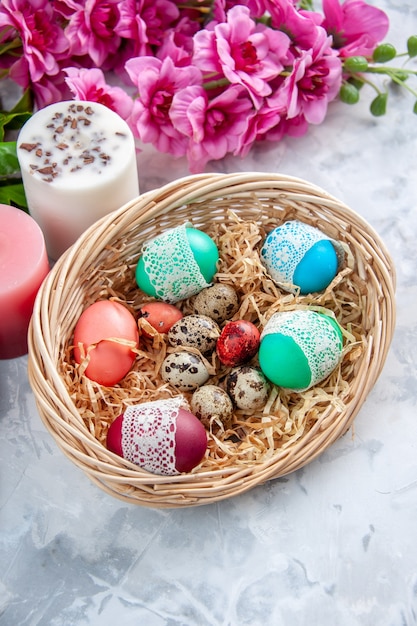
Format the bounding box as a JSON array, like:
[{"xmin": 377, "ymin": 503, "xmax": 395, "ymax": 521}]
[
  {"xmin": 73, "ymin": 300, "xmax": 139, "ymax": 386},
  {"xmin": 106, "ymin": 397, "xmax": 207, "ymax": 475},
  {"xmin": 216, "ymin": 320, "xmax": 260, "ymax": 367}
]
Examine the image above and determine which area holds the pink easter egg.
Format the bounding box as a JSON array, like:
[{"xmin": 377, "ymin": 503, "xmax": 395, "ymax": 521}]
[{"xmin": 107, "ymin": 397, "xmax": 207, "ymax": 475}]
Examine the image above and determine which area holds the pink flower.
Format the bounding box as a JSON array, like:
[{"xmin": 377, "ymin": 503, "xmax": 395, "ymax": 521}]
[
  {"xmin": 157, "ymin": 18, "xmax": 200, "ymax": 66},
  {"xmin": 31, "ymin": 71, "xmax": 72, "ymax": 109},
  {"xmin": 193, "ymin": 5, "xmax": 291, "ymax": 108},
  {"xmin": 116, "ymin": 0, "xmax": 180, "ymax": 56},
  {"xmin": 212, "ymin": 0, "xmax": 267, "ymax": 23},
  {"xmin": 270, "ymin": 28, "xmax": 342, "ymax": 125},
  {"xmin": 0, "ymin": 0, "xmax": 68, "ymax": 83},
  {"xmin": 7, "ymin": 56, "xmax": 71, "ymax": 108},
  {"xmin": 322, "ymin": 0, "xmax": 389, "ymax": 58},
  {"xmin": 54, "ymin": 0, "xmax": 121, "ymax": 67},
  {"xmin": 266, "ymin": 111, "xmax": 309, "ymax": 142},
  {"xmin": 126, "ymin": 55, "xmax": 202, "ymax": 156},
  {"xmin": 170, "ymin": 84, "xmax": 253, "ymax": 172},
  {"xmin": 64, "ymin": 67, "xmax": 134, "ymax": 119},
  {"xmin": 236, "ymin": 101, "xmax": 283, "ymax": 157},
  {"xmin": 0, "ymin": 0, "xmax": 396, "ymax": 170},
  {"xmin": 264, "ymin": 0, "xmax": 324, "ymax": 50}
]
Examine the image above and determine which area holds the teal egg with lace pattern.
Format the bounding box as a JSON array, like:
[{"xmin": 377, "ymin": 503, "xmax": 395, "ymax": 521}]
[
  {"xmin": 136, "ymin": 224, "xmax": 219, "ymax": 303},
  {"xmin": 258, "ymin": 309, "xmax": 344, "ymax": 391}
]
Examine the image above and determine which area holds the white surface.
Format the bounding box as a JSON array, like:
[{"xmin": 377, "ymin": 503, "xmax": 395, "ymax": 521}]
[{"xmin": 1, "ymin": 2, "xmax": 417, "ymax": 624}]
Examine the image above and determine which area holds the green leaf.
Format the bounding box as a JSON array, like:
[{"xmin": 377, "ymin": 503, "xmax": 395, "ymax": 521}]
[
  {"xmin": 9, "ymin": 88, "xmax": 33, "ymax": 115},
  {"xmin": 339, "ymin": 82, "xmax": 360, "ymax": 105},
  {"xmin": 407, "ymin": 35, "xmax": 417, "ymax": 58},
  {"xmin": 0, "ymin": 88, "xmax": 33, "ymax": 140},
  {"xmin": 373, "ymin": 43, "xmax": 397, "ymax": 63},
  {"xmin": 0, "ymin": 141, "xmax": 20, "ymax": 178},
  {"xmin": 343, "ymin": 56, "xmax": 369, "ymax": 73},
  {"xmin": 0, "ymin": 35, "xmax": 22, "ymax": 56},
  {"xmin": 0, "ymin": 26, "xmax": 22, "ymax": 56},
  {"xmin": 413, "ymin": 101, "xmax": 417, "ymax": 115},
  {"xmin": 0, "ymin": 181, "xmax": 27, "ymax": 209},
  {"xmin": 370, "ymin": 93, "xmax": 388, "ymax": 116},
  {"xmin": 298, "ymin": 0, "xmax": 314, "ymax": 10}
]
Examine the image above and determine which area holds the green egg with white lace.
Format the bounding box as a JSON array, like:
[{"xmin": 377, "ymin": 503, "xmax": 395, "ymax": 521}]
[
  {"xmin": 136, "ymin": 222, "xmax": 219, "ymax": 303},
  {"xmin": 258, "ymin": 309, "xmax": 344, "ymax": 391}
]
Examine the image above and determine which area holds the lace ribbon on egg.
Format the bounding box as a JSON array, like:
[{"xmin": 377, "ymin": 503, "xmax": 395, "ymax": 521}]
[
  {"xmin": 121, "ymin": 397, "xmax": 186, "ymax": 475},
  {"xmin": 261, "ymin": 221, "xmax": 344, "ymax": 292},
  {"xmin": 141, "ymin": 223, "xmax": 210, "ymax": 303},
  {"xmin": 261, "ymin": 310, "xmax": 343, "ymax": 389}
]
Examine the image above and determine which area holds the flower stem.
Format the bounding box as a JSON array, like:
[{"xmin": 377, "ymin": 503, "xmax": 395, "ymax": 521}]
[
  {"xmin": 365, "ymin": 65, "xmax": 417, "ymax": 77},
  {"xmin": 0, "ymin": 35, "xmax": 22, "ymax": 56},
  {"xmin": 353, "ymin": 74, "xmax": 383, "ymax": 95},
  {"xmin": 365, "ymin": 65, "xmax": 417, "ymax": 98},
  {"xmin": 203, "ymin": 77, "xmax": 230, "ymax": 91}
]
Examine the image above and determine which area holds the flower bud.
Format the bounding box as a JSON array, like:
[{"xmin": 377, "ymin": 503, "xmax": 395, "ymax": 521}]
[
  {"xmin": 343, "ymin": 56, "xmax": 369, "ymax": 73},
  {"xmin": 407, "ymin": 36, "xmax": 417, "ymax": 58},
  {"xmin": 339, "ymin": 82, "xmax": 360, "ymax": 105},
  {"xmin": 373, "ymin": 44, "xmax": 397, "ymax": 63},
  {"xmin": 370, "ymin": 93, "xmax": 388, "ymax": 117}
]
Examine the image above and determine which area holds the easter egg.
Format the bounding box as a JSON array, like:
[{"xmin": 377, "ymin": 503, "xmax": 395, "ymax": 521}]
[
  {"xmin": 216, "ymin": 320, "xmax": 260, "ymax": 367},
  {"xmin": 190, "ymin": 385, "xmax": 234, "ymax": 429},
  {"xmin": 161, "ymin": 351, "xmax": 210, "ymax": 391},
  {"xmin": 260, "ymin": 220, "xmax": 344, "ymax": 294},
  {"xmin": 193, "ymin": 283, "xmax": 240, "ymax": 323},
  {"xmin": 138, "ymin": 301, "xmax": 183, "ymax": 336},
  {"xmin": 135, "ymin": 223, "xmax": 219, "ymax": 303},
  {"xmin": 73, "ymin": 300, "xmax": 139, "ymax": 386},
  {"xmin": 258, "ymin": 310, "xmax": 343, "ymax": 391},
  {"xmin": 225, "ymin": 366, "xmax": 271, "ymax": 411},
  {"xmin": 168, "ymin": 314, "xmax": 220, "ymax": 353},
  {"xmin": 106, "ymin": 397, "xmax": 207, "ymax": 474}
]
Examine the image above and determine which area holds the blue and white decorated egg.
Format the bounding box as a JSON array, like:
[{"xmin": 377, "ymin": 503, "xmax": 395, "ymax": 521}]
[{"xmin": 260, "ymin": 220, "xmax": 344, "ymax": 294}]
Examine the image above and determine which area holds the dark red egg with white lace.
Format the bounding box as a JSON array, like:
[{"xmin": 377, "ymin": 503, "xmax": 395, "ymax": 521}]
[{"xmin": 106, "ymin": 397, "xmax": 207, "ymax": 475}]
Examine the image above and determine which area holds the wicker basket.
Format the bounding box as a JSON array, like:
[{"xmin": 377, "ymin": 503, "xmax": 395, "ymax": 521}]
[{"xmin": 27, "ymin": 172, "xmax": 396, "ymax": 508}]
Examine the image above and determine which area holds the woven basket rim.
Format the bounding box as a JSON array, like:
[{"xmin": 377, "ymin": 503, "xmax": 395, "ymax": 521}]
[{"xmin": 27, "ymin": 172, "xmax": 396, "ymax": 508}]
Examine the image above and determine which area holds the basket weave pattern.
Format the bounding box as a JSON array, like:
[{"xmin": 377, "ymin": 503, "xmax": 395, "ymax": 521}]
[{"xmin": 28, "ymin": 173, "xmax": 396, "ymax": 508}]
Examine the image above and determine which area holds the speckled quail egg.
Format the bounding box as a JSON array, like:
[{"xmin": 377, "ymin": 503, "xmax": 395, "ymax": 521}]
[
  {"xmin": 161, "ymin": 351, "xmax": 210, "ymax": 391},
  {"xmin": 216, "ymin": 320, "xmax": 260, "ymax": 367},
  {"xmin": 191, "ymin": 385, "xmax": 234, "ymax": 429},
  {"xmin": 225, "ymin": 366, "xmax": 271, "ymax": 412},
  {"xmin": 193, "ymin": 283, "xmax": 240, "ymax": 324},
  {"xmin": 167, "ymin": 314, "xmax": 220, "ymax": 354}
]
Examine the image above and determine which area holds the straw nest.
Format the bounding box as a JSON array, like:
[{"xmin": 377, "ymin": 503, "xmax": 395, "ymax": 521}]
[{"xmin": 27, "ymin": 172, "xmax": 396, "ymax": 508}]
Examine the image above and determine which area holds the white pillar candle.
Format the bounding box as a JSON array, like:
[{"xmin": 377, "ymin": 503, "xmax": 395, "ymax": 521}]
[{"xmin": 17, "ymin": 100, "xmax": 140, "ymax": 260}]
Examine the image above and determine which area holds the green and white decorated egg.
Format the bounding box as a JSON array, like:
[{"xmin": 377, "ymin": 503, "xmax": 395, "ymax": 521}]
[
  {"xmin": 258, "ymin": 309, "xmax": 344, "ymax": 391},
  {"xmin": 136, "ymin": 222, "xmax": 219, "ymax": 303}
]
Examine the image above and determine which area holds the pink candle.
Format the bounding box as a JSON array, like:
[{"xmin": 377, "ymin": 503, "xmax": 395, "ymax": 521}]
[{"xmin": 0, "ymin": 204, "xmax": 50, "ymax": 359}]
